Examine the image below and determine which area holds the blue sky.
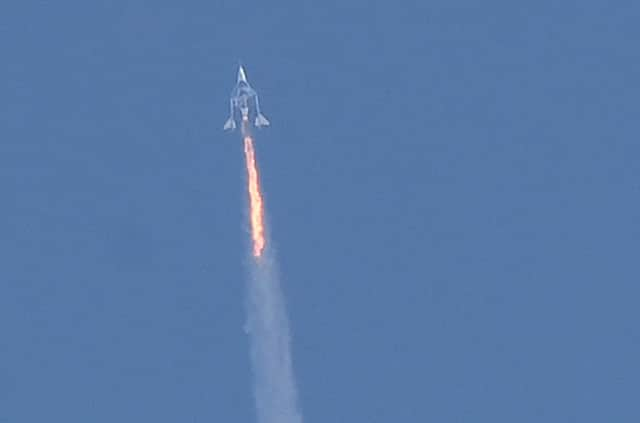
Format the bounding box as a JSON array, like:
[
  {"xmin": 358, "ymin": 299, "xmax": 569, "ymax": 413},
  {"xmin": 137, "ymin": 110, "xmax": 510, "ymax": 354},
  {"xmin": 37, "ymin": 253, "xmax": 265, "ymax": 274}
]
[{"xmin": 2, "ymin": 1, "xmax": 639, "ymax": 421}]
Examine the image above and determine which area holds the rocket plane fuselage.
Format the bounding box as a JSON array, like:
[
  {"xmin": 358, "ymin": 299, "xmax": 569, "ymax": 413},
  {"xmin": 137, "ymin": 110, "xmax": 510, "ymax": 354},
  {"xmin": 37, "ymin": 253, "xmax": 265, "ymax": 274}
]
[{"xmin": 224, "ymin": 66, "xmax": 270, "ymax": 134}]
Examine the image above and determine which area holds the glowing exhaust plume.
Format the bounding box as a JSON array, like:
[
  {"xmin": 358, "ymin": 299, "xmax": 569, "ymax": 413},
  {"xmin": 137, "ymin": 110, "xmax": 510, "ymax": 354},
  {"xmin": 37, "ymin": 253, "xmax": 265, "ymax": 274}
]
[
  {"xmin": 243, "ymin": 136, "xmax": 266, "ymax": 257},
  {"xmin": 242, "ymin": 135, "xmax": 303, "ymax": 423}
]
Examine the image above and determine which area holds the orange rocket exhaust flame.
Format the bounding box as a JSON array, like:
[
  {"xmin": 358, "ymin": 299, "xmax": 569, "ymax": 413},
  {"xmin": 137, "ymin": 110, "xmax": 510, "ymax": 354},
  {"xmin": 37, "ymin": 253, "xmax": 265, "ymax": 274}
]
[{"xmin": 243, "ymin": 136, "xmax": 266, "ymax": 258}]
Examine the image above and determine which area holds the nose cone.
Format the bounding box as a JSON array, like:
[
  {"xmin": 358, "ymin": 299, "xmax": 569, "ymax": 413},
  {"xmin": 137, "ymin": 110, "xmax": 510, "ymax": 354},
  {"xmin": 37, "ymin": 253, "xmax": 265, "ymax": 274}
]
[{"xmin": 237, "ymin": 66, "xmax": 247, "ymax": 83}]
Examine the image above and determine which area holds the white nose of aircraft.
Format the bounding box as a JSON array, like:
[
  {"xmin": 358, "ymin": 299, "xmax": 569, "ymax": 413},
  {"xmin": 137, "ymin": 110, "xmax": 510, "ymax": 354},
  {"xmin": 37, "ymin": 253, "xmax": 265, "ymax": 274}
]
[{"xmin": 238, "ymin": 66, "xmax": 248, "ymax": 83}]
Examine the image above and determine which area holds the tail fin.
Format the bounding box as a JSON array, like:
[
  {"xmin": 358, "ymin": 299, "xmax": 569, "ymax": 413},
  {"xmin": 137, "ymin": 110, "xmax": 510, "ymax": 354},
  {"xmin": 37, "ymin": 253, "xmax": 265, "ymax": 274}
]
[
  {"xmin": 255, "ymin": 114, "xmax": 270, "ymax": 127},
  {"xmin": 224, "ymin": 117, "xmax": 236, "ymax": 131}
]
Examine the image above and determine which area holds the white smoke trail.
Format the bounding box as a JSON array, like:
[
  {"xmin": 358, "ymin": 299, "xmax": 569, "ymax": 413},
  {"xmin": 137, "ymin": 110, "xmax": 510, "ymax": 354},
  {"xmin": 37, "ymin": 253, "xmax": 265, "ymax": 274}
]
[{"xmin": 245, "ymin": 247, "xmax": 303, "ymax": 423}]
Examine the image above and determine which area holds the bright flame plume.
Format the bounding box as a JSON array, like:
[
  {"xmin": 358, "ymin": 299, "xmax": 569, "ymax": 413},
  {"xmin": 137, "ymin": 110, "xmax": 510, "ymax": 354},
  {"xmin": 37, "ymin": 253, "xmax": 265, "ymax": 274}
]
[{"xmin": 244, "ymin": 136, "xmax": 266, "ymax": 257}]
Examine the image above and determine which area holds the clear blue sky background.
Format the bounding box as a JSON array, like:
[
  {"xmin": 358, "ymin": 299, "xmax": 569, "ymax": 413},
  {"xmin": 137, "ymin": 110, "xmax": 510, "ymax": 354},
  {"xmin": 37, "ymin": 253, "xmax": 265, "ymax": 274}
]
[{"xmin": 2, "ymin": 1, "xmax": 638, "ymax": 421}]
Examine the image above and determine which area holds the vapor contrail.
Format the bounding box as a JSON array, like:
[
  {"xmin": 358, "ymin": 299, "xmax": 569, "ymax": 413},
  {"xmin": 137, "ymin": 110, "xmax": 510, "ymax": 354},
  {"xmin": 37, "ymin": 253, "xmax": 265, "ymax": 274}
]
[{"xmin": 242, "ymin": 134, "xmax": 303, "ymax": 423}]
